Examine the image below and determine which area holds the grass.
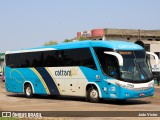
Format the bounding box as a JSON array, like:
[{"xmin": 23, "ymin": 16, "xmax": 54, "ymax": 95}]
[{"xmin": 0, "ymin": 118, "xmax": 19, "ymax": 120}]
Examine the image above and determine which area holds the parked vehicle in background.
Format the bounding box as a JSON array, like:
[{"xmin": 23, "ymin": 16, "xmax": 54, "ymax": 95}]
[
  {"xmin": 2, "ymin": 75, "xmax": 5, "ymax": 82},
  {"xmin": 1, "ymin": 67, "xmax": 5, "ymax": 82},
  {"xmin": 152, "ymin": 60, "xmax": 160, "ymax": 85}
]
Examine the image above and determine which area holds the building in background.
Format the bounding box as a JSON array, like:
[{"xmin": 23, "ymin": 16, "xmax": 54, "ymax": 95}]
[{"xmin": 77, "ymin": 28, "xmax": 160, "ymax": 59}]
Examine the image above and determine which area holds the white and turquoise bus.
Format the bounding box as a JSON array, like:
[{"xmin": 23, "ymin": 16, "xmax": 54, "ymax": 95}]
[{"xmin": 5, "ymin": 40, "xmax": 157, "ymax": 102}]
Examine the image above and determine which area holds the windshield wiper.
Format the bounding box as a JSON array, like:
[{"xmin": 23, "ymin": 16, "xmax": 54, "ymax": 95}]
[
  {"xmin": 137, "ymin": 62, "xmax": 149, "ymax": 80},
  {"xmin": 133, "ymin": 59, "xmax": 138, "ymax": 81}
]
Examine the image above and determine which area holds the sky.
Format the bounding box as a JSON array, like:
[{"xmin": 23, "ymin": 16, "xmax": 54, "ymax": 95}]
[{"xmin": 0, "ymin": 0, "xmax": 160, "ymax": 52}]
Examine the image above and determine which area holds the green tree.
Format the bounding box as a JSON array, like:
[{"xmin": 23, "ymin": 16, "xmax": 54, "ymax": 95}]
[
  {"xmin": 64, "ymin": 39, "xmax": 72, "ymax": 42},
  {"xmin": 78, "ymin": 36, "xmax": 88, "ymax": 41},
  {"xmin": 43, "ymin": 40, "xmax": 58, "ymax": 46}
]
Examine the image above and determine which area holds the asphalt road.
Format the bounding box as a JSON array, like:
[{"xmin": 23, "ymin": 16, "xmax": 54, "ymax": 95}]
[{"xmin": 0, "ymin": 76, "xmax": 160, "ymax": 120}]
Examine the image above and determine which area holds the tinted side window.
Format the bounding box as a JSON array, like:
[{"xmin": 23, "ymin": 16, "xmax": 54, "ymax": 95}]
[
  {"xmin": 6, "ymin": 54, "xmax": 15, "ymax": 67},
  {"xmin": 60, "ymin": 49, "xmax": 76, "ymax": 66},
  {"xmin": 77, "ymin": 48, "xmax": 96, "ymax": 69},
  {"xmin": 94, "ymin": 47, "xmax": 113, "ymax": 66},
  {"xmin": 6, "ymin": 52, "xmax": 44, "ymax": 68},
  {"xmin": 6, "ymin": 48, "xmax": 97, "ymax": 69},
  {"xmin": 28, "ymin": 52, "xmax": 43, "ymax": 67},
  {"xmin": 43, "ymin": 50, "xmax": 61, "ymax": 67},
  {"xmin": 60, "ymin": 48, "xmax": 97, "ymax": 70}
]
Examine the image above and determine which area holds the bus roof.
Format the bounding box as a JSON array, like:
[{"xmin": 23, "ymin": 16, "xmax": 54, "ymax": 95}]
[{"xmin": 6, "ymin": 40, "xmax": 144, "ymax": 54}]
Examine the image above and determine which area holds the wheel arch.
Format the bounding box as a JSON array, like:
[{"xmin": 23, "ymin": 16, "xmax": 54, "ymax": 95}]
[
  {"xmin": 86, "ymin": 82, "xmax": 102, "ymax": 98},
  {"xmin": 23, "ymin": 81, "xmax": 35, "ymax": 93}
]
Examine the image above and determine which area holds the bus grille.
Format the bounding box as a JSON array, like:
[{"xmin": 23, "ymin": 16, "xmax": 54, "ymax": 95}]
[{"xmin": 126, "ymin": 87, "xmax": 152, "ymax": 91}]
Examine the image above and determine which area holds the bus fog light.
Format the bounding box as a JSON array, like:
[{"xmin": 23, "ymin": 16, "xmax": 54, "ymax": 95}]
[{"xmin": 139, "ymin": 93, "xmax": 145, "ymax": 97}]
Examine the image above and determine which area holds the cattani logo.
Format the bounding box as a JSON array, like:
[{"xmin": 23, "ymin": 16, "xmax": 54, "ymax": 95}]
[{"xmin": 55, "ymin": 68, "xmax": 78, "ymax": 77}]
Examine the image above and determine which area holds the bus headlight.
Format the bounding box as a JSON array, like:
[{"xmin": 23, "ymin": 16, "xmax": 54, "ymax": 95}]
[
  {"xmin": 126, "ymin": 84, "xmax": 134, "ymax": 89},
  {"xmin": 115, "ymin": 82, "xmax": 126, "ymax": 88}
]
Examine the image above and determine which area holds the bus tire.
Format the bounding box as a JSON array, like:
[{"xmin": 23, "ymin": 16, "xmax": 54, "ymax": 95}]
[
  {"xmin": 87, "ymin": 86, "xmax": 99, "ymax": 103},
  {"xmin": 24, "ymin": 84, "xmax": 33, "ymax": 98}
]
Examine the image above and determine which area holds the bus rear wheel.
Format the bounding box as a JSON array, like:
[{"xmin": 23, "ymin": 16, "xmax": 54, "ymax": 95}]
[
  {"xmin": 24, "ymin": 84, "xmax": 33, "ymax": 98},
  {"xmin": 87, "ymin": 86, "xmax": 99, "ymax": 103}
]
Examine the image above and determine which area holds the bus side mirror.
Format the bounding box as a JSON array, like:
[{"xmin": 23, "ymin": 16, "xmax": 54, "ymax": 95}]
[
  {"xmin": 146, "ymin": 52, "xmax": 159, "ymax": 65},
  {"xmin": 104, "ymin": 52, "xmax": 123, "ymax": 66}
]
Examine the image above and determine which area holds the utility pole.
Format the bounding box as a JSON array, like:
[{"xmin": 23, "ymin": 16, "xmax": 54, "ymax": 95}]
[{"xmin": 138, "ymin": 29, "xmax": 141, "ymax": 41}]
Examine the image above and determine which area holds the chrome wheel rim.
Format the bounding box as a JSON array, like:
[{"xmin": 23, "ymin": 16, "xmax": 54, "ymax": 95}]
[
  {"xmin": 90, "ymin": 89, "xmax": 98, "ymax": 99},
  {"xmin": 26, "ymin": 87, "xmax": 31, "ymax": 96}
]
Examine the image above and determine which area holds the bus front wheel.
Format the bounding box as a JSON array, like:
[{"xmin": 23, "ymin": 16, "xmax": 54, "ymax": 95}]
[
  {"xmin": 87, "ymin": 86, "xmax": 99, "ymax": 103},
  {"xmin": 24, "ymin": 84, "xmax": 33, "ymax": 98}
]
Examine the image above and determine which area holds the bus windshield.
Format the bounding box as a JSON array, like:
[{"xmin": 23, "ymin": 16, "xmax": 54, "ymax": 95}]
[{"xmin": 119, "ymin": 50, "xmax": 153, "ymax": 82}]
